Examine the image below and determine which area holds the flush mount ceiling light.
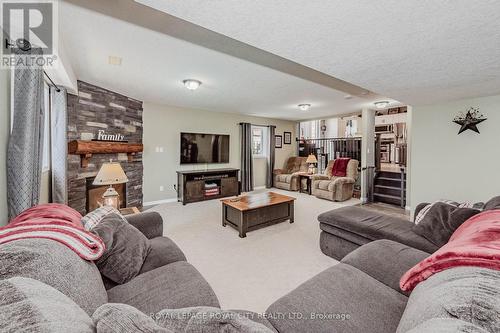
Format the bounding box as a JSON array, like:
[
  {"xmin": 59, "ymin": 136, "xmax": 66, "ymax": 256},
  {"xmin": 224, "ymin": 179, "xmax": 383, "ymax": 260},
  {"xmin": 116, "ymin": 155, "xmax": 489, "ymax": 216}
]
[
  {"xmin": 374, "ymin": 101, "xmax": 390, "ymax": 109},
  {"xmin": 298, "ymin": 103, "xmax": 311, "ymax": 111},
  {"xmin": 183, "ymin": 79, "xmax": 202, "ymax": 90}
]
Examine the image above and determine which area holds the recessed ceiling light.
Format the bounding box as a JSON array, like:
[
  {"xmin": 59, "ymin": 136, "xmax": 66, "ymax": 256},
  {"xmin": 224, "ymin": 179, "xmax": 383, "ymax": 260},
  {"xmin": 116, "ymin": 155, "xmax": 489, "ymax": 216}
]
[
  {"xmin": 298, "ymin": 104, "xmax": 311, "ymax": 111},
  {"xmin": 374, "ymin": 101, "xmax": 390, "ymax": 109},
  {"xmin": 344, "ymin": 95, "xmax": 353, "ymax": 100},
  {"xmin": 183, "ymin": 79, "xmax": 202, "ymax": 90},
  {"xmin": 108, "ymin": 56, "xmax": 122, "ymax": 66}
]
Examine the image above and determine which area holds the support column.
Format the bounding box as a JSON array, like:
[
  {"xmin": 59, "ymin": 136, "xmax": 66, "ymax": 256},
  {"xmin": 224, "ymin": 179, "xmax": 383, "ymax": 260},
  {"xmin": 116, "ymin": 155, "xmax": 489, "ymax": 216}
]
[{"xmin": 361, "ymin": 108, "xmax": 375, "ymax": 203}]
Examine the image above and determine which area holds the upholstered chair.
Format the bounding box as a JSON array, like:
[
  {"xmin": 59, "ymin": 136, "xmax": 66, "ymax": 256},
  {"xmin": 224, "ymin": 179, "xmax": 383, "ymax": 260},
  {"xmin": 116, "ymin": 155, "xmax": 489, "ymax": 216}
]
[
  {"xmin": 273, "ymin": 157, "xmax": 308, "ymax": 191},
  {"xmin": 312, "ymin": 159, "xmax": 359, "ymax": 201}
]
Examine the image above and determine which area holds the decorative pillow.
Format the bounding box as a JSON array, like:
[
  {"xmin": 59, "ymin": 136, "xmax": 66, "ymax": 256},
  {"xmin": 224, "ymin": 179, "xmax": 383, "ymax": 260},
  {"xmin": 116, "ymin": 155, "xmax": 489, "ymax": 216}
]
[
  {"xmin": 415, "ymin": 200, "xmax": 483, "ymax": 225},
  {"xmin": 412, "ymin": 202, "xmax": 481, "ymax": 247},
  {"xmin": 93, "ymin": 303, "xmax": 173, "ymax": 333},
  {"xmin": 0, "ymin": 277, "xmax": 94, "ymax": 332},
  {"xmin": 82, "ymin": 206, "xmax": 126, "ymax": 230},
  {"xmin": 91, "ymin": 213, "xmax": 151, "ymax": 284}
]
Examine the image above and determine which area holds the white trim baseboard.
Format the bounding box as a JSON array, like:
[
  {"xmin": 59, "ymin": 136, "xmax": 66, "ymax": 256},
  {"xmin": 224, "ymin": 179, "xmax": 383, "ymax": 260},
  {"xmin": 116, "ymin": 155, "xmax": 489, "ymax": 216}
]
[
  {"xmin": 143, "ymin": 198, "xmax": 177, "ymax": 206},
  {"xmin": 253, "ymin": 186, "xmax": 266, "ymax": 191}
]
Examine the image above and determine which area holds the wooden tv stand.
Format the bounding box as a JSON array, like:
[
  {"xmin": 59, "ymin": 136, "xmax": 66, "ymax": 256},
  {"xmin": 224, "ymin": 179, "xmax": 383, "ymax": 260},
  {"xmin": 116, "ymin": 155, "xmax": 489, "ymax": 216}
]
[{"xmin": 177, "ymin": 168, "xmax": 240, "ymax": 205}]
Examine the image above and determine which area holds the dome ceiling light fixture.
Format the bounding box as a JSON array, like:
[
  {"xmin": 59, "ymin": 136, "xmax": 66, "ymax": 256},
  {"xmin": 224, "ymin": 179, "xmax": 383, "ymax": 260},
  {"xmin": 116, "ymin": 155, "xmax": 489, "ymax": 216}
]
[
  {"xmin": 183, "ymin": 79, "xmax": 202, "ymax": 90},
  {"xmin": 374, "ymin": 101, "xmax": 390, "ymax": 109},
  {"xmin": 298, "ymin": 103, "xmax": 311, "ymax": 111}
]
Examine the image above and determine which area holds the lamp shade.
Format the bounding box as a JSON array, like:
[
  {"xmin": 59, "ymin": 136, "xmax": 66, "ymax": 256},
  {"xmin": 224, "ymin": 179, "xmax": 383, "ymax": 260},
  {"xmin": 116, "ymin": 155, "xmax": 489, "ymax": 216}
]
[
  {"xmin": 93, "ymin": 162, "xmax": 128, "ymax": 186},
  {"xmin": 306, "ymin": 154, "xmax": 318, "ymax": 164}
]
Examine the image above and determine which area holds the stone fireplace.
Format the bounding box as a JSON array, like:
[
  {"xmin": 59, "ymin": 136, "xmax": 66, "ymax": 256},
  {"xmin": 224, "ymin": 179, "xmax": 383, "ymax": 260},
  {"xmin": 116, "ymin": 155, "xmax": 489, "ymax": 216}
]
[{"xmin": 67, "ymin": 81, "xmax": 143, "ymax": 215}]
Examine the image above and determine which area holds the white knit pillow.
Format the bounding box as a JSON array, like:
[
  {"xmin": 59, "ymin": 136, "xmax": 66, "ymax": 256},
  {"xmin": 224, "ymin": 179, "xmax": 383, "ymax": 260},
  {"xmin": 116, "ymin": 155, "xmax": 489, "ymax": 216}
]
[{"xmin": 81, "ymin": 206, "xmax": 126, "ymax": 230}]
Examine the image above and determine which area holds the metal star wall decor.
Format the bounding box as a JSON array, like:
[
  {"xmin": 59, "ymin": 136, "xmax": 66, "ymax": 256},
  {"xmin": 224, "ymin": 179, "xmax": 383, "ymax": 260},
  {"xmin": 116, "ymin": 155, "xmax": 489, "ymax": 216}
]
[{"xmin": 453, "ymin": 107, "xmax": 487, "ymax": 134}]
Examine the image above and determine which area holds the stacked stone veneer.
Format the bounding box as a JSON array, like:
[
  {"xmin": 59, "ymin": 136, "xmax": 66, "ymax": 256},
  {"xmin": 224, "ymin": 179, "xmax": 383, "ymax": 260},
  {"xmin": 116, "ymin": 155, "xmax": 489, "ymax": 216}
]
[{"xmin": 67, "ymin": 81, "xmax": 143, "ymax": 214}]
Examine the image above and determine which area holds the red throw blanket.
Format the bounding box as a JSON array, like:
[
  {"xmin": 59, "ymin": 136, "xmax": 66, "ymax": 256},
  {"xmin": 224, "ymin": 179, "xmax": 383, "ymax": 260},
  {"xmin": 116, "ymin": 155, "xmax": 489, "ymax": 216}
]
[
  {"xmin": 0, "ymin": 203, "xmax": 105, "ymax": 261},
  {"xmin": 331, "ymin": 158, "xmax": 351, "ymax": 177},
  {"xmin": 400, "ymin": 209, "xmax": 500, "ymax": 291}
]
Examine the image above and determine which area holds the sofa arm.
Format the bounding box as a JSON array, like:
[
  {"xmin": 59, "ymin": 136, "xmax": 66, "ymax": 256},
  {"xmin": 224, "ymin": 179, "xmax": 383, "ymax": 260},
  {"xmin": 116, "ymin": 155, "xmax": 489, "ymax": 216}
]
[
  {"xmin": 332, "ymin": 177, "xmax": 355, "ymax": 187},
  {"xmin": 341, "ymin": 240, "xmax": 429, "ymax": 296},
  {"xmin": 273, "ymin": 169, "xmax": 285, "ymax": 175},
  {"xmin": 126, "ymin": 211, "xmax": 163, "ymax": 239},
  {"xmin": 414, "ymin": 202, "xmax": 430, "ymax": 222},
  {"xmin": 311, "ymin": 174, "xmax": 330, "ymax": 181}
]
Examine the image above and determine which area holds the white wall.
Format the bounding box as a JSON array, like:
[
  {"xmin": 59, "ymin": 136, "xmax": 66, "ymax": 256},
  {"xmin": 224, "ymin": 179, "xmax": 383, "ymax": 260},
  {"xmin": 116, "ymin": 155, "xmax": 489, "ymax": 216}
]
[
  {"xmin": 0, "ymin": 69, "xmax": 10, "ymax": 225},
  {"xmin": 410, "ymin": 94, "xmax": 500, "ymax": 210},
  {"xmin": 143, "ymin": 103, "xmax": 297, "ymax": 204}
]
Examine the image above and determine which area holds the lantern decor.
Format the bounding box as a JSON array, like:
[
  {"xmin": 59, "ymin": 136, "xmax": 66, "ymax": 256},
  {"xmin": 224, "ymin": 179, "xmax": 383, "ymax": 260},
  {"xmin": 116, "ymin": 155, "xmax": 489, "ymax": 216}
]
[{"xmin": 93, "ymin": 161, "xmax": 129, "ymax": 209}]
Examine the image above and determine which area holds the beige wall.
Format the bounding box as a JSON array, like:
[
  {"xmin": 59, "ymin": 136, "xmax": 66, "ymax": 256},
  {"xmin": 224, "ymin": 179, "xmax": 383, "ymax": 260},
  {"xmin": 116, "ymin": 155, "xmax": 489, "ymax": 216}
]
[
  {"xmin": 143, "ymin": 103, "xmax": 297, "ymax": 204},
  {"xmin": 410, "ymin": 94, "xmax": 500, "ymax": 210},
  {"xmin": 0, "ymin": 69, "xmax": 10, "ymax": 225}
]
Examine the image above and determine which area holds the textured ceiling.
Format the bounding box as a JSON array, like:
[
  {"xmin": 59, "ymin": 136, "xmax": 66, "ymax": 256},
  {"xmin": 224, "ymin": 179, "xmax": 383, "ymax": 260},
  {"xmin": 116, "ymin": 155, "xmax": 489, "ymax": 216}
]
[
  {"xmin": 137, "ymin": 0, "xmax": 500, "ymax": 105},
  {"xmin": 60, "ymin": 2, "xmax": 398, "ymax": 121}
]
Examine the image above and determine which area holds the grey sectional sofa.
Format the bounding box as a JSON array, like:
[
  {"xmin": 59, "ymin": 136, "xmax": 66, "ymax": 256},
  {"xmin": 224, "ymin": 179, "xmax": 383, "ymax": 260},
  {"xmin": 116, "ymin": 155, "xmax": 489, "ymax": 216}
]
[
  {"xmin": 2, "ymin": 208, "xmax": 499, "ymax": 332},
  {"xmin": 317, "ymin": 203, "xmax": 437, "ymax": 260}
]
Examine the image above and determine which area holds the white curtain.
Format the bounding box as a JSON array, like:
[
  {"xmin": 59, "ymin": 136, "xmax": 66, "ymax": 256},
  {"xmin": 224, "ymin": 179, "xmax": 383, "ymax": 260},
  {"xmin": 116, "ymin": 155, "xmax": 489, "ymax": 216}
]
[{"xmin": 50, "ymin": 87, "xmax": 68, "ymax": 204}]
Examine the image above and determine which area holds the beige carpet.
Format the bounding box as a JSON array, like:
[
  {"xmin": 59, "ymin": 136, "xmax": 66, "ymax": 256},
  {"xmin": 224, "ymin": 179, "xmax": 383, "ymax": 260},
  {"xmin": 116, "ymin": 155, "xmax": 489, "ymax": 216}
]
[{"xmin": 147, "ymin": 188, "xmax": 360, "ymax": 313}]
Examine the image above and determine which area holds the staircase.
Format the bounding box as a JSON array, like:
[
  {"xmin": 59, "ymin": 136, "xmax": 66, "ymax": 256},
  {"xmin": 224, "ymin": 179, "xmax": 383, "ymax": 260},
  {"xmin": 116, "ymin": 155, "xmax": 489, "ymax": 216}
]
[{"xmin": 373, "ymin": 170, "xmax": 406, "ymax": 207}]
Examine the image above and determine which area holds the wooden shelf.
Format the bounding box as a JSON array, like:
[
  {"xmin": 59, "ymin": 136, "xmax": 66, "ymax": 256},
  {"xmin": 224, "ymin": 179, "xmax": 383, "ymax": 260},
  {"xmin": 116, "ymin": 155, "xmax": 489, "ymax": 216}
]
[{"xmin": 68, "ymin": 140, "xmax": 143, "ymax": 167}]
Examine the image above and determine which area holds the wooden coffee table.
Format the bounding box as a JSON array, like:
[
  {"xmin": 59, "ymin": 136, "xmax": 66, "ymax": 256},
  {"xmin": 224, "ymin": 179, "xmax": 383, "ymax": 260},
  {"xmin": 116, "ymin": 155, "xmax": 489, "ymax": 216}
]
[{"xmin": 221, "ymin": 192, "xmax": 295, "ymax": 238}]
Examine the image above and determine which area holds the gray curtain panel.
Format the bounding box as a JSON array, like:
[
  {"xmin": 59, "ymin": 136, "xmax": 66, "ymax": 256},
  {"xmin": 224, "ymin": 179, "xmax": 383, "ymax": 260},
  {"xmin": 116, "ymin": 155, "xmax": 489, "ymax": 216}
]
[
  {"xmin": 50, "ymin": 87, "xmax": 68, "ymax": 204},
  {"xmin": 266, "ymin": 125, "xmax": 276, "ymax": 188},
  {"xmin": 7, "ymin": 48, "xmax": 45, "ymax": 219},
  {"xmin": 240, "ymin": 123, "xmax": 254, "ymax": 192}
]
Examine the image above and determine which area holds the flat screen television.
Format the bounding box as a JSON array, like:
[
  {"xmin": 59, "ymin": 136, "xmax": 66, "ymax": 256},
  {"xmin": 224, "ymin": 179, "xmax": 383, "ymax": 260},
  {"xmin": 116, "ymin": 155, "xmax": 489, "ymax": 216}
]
[{"xmin": 180, "ymin": 132, "xmax": 230, "ymax": 164}]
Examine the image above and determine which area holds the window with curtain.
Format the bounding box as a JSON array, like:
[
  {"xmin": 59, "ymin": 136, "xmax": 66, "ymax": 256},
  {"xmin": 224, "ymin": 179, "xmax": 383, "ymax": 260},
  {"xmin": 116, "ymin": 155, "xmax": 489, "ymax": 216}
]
[{"xmin": 251, "ymin": 126, "xmax": 268, "ymax": 158}]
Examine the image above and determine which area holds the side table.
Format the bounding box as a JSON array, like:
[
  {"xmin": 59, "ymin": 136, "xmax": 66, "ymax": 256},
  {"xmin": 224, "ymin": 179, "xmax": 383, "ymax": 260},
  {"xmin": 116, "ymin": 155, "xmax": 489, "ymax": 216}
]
[{"xmin": 298, "ymin": 173, "xmax": 314, "ymax": 195}]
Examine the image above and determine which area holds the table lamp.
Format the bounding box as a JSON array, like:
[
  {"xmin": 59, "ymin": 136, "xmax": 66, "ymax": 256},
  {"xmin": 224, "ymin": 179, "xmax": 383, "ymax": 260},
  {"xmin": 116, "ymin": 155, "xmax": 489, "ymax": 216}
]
[
  {"xmin": 306, "ymin": 154, "xmax": 318, "ymax": 174},
  {"xmin": 93, "ymin": 161, "xmax": 128, "ymax": 209}
]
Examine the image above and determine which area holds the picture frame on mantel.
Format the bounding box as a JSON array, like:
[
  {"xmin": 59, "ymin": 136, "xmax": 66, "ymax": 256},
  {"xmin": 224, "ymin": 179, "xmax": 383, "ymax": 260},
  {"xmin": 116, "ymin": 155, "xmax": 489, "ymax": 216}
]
[
  {"xmin": 284, "ymin": 131, "xmax": 292, "ymax": 144},
  {"xmin": 275, "ymin": 135, "xmax": 283, "ymax": 148}
]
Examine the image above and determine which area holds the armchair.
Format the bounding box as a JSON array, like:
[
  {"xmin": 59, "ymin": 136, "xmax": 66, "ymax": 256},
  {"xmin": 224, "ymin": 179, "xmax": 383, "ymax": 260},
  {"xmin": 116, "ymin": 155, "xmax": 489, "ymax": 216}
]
[
  {"xmin": 312, "ymin": 159, "xmax": 359, "ymax": 201},
  {"xmin": 273, "ymin": 157, "xmax": 308, "ymax": 191}
]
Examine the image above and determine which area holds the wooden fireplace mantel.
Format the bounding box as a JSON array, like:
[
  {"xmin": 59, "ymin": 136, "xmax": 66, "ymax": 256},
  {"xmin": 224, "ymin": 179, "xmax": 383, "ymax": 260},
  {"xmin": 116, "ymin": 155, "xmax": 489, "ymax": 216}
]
[{"xmin": 68, "ymin": 140, "xmax": 143, "ymax": 168}]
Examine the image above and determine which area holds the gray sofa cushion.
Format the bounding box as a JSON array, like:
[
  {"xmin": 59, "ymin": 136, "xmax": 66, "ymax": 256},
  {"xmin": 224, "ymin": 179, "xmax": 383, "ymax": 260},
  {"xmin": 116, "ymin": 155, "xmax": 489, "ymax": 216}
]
[
  {"xmin": 126, "ymin": 211, "xmax": 164, "ymax": 239},
  {"xmin": 483, "ymin": 195, "xmax": 500, "ymax": 211},
  {"xmin": 412, "ymin": 202, "xmax": 480, "ymax": 247},
  {"xmin": 0, "ymin": 277, "xmax": 94, "ymax": 332},
  {"xmin": 319, "ymin": 231, "xmax": 363, "ymax": 260},
  {"xmin": 154, "ymin": 307, "xmax": 274, "ymax": 332},
  {"xmin": 266, "ymin": 263, "xmax": 407, "ymax": 333},
  {"xmin": 230, "ymin": 310, "xmax": 278, "ymax": 332},
  {"xmin": 318, "ymin": 206, "xmax": 438, "ymax": 253},
  {"xmin": 107, "ymin": 261, "xmax": 220, "ymax": 314},
  {"xmin": 139, "ymin": 236, "xmax": 187, "ymax": 274},
  {"xmin": 406, "ymin": 318, "xmax": 489, "ymax": 333},
  {"xmin": 0, "ymin": 238, "xmax": 107, "ymax": 315},
  {"xmin": 92, "ymin": 213, "xmax": 151, "ymax": 284},
  {"xmin": 94, "ymin": 304, "xmax": 274, "ymax": 333},
  {"xmin": 93, "ymin": 303, "xmax": 173, "ymax": 333},
  {"xmin": 341, "ymin": 240, "xmax": 429, "ymax": 296},
  {"xmin": 397, "ymin": 267, "xmax": 500, "ymax": 333}
]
